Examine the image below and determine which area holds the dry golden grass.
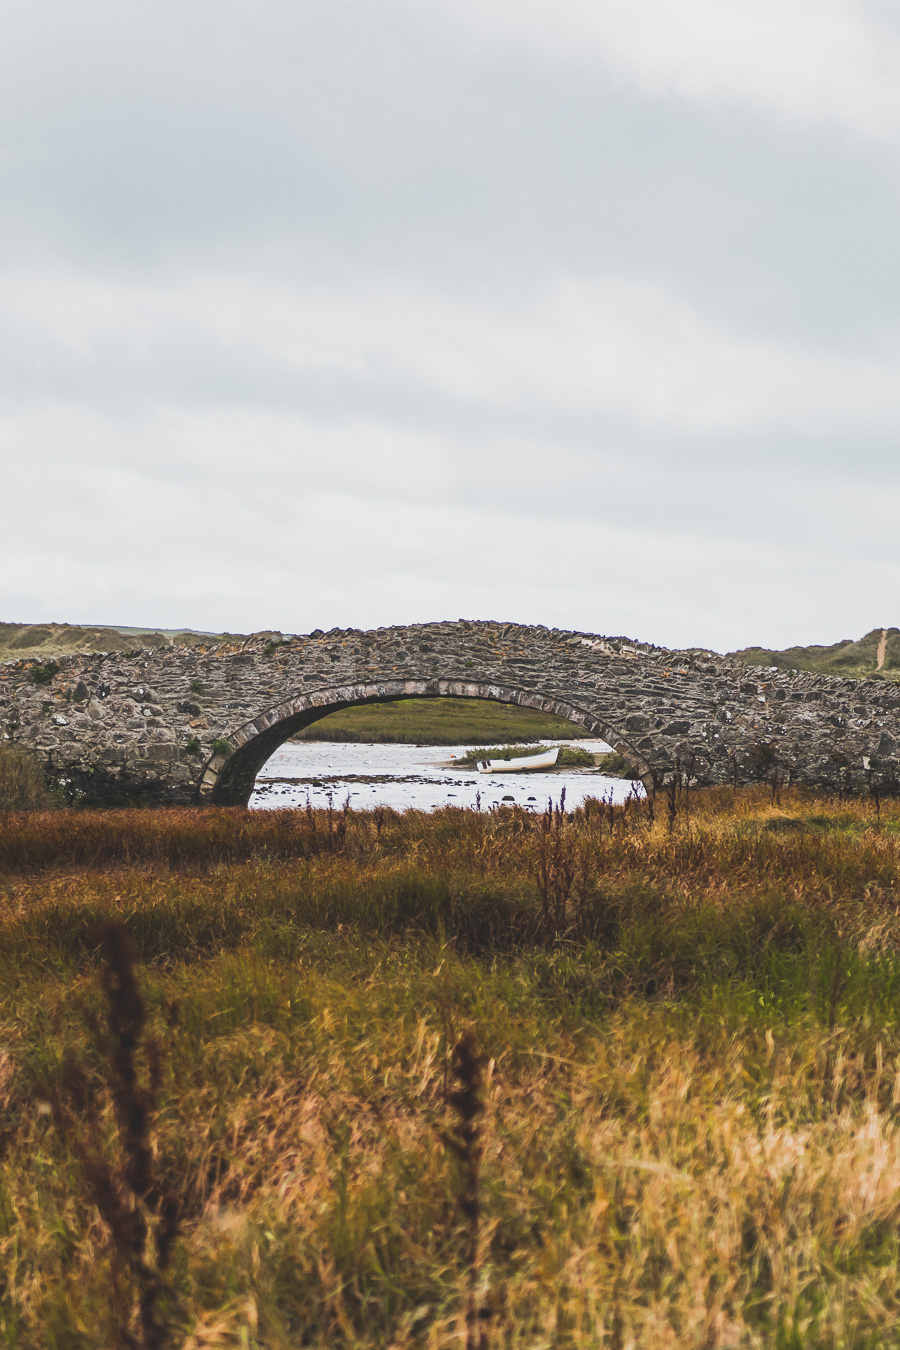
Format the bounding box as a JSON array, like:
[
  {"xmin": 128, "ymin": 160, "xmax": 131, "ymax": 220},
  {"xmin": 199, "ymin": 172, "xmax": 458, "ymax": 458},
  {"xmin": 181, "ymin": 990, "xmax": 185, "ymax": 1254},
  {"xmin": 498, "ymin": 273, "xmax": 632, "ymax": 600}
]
[
  {"xmin": 0, "ymin": 744, "xmax": 53, "ymax": 811},
  {"xmin": 3, "ymin": 788, "xmax": 900, "ymax": 1346}
]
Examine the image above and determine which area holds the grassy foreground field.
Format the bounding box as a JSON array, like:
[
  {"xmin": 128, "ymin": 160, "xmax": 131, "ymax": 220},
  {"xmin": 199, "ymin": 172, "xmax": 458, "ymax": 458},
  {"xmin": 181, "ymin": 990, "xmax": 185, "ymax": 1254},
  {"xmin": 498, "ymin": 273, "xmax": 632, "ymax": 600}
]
[{"xmin": 5, "ymin": 790, "xmax": 900, "ymax": 1346}]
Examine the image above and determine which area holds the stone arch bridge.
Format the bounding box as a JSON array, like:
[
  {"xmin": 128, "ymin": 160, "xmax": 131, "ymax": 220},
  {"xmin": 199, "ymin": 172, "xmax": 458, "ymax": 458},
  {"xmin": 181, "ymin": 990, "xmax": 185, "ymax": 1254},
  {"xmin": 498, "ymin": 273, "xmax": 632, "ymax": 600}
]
[{"xmin": 2, "ymin": 620, "xmax": 899, "ymax": 806}]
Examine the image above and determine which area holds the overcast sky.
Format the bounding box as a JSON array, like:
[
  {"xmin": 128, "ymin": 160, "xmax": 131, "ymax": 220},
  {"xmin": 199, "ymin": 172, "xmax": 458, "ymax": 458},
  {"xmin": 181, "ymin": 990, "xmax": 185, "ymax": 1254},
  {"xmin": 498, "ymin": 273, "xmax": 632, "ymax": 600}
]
[{"xmin": 3, "ymin": 0, "xmax": 900, "ymax": 652}]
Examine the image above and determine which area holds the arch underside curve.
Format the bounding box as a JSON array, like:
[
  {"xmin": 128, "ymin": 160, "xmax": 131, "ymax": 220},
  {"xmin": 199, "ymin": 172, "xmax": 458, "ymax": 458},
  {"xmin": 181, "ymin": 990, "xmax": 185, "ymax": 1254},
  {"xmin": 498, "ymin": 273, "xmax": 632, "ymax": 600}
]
[{"xmin": 198, "ymin": 678, "xmax": 652, "ymax": 806}]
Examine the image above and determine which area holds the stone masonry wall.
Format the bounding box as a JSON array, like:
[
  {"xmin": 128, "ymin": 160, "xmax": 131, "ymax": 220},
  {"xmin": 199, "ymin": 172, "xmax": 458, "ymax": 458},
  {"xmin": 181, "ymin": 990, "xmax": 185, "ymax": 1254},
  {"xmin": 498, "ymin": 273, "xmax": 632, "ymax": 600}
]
[{"xmin": 2, "ymin": 620, "xmax": 900, "ymax": 806}]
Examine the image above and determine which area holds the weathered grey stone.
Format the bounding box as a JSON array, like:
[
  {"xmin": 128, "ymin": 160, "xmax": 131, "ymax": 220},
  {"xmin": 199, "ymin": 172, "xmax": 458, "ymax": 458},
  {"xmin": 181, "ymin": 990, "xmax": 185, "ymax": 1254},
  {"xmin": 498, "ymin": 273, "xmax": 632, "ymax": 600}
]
[
  {"xmin": 144, "ymin": 744, "xmax": 178, "ymax": 761},
  {"xmin": 3, "ymin": 620, "xmax": 900, "ymax": 806}
]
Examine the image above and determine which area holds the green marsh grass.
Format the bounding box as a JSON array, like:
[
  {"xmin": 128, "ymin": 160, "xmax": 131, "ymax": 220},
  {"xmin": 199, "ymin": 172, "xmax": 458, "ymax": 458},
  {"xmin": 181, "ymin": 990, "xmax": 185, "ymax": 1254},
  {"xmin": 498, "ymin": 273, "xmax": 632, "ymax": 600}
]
[
  {"xmin": 457, "ymin": 743, "xmax": 595, "ymax": 768},
  {"xmin": 5, "ymin": 789, "xmax": 900, "ymax": 1344},
  {"xmin": 291, "ymin": 696, "xmax": 591, "ymax": 745}
]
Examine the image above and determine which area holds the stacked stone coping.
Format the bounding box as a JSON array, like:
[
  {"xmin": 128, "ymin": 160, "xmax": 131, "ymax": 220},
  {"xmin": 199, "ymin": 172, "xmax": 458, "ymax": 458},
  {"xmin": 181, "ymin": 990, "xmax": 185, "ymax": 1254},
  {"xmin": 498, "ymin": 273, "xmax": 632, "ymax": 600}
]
[{"xmin": 1, "ymin": 619, "xmax": 899, "ymax": 806}]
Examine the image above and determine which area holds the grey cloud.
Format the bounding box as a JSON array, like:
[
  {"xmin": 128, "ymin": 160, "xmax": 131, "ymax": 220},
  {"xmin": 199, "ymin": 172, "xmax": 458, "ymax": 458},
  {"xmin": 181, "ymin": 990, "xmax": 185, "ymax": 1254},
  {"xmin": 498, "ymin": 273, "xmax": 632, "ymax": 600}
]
[
  {"xmin": 2, "ymin": 1, "xmax": 900, "ymax": 649},
  {"xmin": 3, "ymin": 2, "xmax": 899, "ymax": 343}
]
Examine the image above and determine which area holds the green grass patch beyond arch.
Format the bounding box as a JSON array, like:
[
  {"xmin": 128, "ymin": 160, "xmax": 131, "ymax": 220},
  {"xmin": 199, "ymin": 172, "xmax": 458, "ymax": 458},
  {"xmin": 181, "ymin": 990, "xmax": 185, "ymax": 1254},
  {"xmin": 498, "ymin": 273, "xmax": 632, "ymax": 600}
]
[{"xmin": 291, "ymin": 695, "xmax": 593, "ymax": 745}]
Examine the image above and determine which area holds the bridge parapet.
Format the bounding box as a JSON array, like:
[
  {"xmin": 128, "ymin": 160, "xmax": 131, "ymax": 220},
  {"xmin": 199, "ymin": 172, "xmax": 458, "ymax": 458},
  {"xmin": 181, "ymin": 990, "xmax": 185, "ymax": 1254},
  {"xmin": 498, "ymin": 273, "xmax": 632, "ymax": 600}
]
[{"xmin": 2, "ymin": 620, "xmax": 899, "ymax": 805}]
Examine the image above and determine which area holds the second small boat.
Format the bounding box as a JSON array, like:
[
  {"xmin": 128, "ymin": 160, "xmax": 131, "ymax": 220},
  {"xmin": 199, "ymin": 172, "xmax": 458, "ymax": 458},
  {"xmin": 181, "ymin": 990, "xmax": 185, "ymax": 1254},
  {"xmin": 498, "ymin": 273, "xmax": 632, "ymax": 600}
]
[{"xmin": 476, "ymin": 747, "xmax": 560, "ymax": 774}]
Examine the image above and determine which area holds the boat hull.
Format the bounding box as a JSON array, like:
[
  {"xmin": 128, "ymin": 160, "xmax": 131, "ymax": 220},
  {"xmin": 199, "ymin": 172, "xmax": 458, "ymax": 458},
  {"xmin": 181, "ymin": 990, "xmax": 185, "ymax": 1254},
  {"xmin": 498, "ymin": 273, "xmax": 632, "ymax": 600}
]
[{"xmin": 476, "ymin": 747, "xmax": 560, "ymax": 774}]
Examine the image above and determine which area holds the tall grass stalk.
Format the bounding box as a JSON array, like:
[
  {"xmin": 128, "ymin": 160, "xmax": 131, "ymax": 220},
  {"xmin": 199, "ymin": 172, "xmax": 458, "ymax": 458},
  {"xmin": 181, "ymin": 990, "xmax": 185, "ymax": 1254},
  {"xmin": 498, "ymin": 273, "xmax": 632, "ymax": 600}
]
[
  {"xmin": 444, "ymin": 1032, "xmax": 487, "ymax": 1350},
  {"xmin": 46, "ymin": 922, "xmax": 179, "ymax": 1349}
]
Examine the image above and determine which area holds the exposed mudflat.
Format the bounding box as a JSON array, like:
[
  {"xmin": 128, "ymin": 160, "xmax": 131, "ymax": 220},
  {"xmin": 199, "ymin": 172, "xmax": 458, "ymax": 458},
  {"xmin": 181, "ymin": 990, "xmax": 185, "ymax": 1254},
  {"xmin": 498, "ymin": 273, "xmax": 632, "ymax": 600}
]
[{"xmin": 251, "ymin": 740, "xmax": 641, "ymax": 813}]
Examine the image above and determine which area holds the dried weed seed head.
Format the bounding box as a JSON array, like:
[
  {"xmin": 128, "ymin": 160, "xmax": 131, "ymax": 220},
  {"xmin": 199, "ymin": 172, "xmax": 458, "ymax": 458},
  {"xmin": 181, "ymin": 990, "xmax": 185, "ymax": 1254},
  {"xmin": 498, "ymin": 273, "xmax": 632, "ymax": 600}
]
[
  {"xmin": 47, "ymin": 920, "xmax": 181, "ymax": 1350},
  {"xmin": 99, "ymin": 921, "xmax": 154, "ymax": 1199},
  {"xmin": 444, "ymin": 1030, "xmax": 488, "ymax": 1350}
]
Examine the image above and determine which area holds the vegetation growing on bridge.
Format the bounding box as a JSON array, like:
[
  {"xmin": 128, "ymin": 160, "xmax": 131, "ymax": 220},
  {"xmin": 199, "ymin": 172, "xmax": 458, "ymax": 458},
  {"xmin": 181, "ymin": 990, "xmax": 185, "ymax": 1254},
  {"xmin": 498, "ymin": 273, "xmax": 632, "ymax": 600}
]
[{"xmin": 4, "ymin": 788, "xmax": 900, "ymax": 1345}]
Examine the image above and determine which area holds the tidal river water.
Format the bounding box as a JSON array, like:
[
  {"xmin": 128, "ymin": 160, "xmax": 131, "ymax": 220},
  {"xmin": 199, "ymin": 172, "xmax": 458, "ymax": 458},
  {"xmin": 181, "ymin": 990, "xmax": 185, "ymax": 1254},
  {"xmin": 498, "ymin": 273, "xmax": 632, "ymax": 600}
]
[{"xmin": 249, "ymin": 740, "xmax": 643, "ymax": 813}]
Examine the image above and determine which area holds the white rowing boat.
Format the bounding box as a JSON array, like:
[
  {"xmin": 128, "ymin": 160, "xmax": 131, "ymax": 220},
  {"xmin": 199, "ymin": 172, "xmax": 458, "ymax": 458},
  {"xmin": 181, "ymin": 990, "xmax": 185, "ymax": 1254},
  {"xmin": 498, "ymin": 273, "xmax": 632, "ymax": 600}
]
[{"xmin": 476, "ymin": 747, "xmax": 560, "ymax": 774}]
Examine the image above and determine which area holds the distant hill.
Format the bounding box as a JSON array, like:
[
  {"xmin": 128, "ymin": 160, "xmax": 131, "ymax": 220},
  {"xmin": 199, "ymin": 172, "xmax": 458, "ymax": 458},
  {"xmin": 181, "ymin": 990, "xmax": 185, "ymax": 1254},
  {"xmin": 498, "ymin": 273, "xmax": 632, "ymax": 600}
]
[
  {"xmin": 731, "ymin": 628, "xmax": 900, "ymax": 681},
  {"xmin": 4, "ymin": 620, "xmax": 899, "ymax": 684},
  {"xmin": 0, "ymin": 621, "xmax": 272, "ymax": 660}
]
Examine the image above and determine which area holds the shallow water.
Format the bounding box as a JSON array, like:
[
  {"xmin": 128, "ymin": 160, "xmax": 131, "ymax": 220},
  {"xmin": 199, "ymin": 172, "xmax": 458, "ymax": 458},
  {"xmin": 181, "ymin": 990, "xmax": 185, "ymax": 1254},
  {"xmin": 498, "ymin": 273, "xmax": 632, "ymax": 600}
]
[{"xmin": 250, "ymin": 739, "xmax": 643, "ymax": 812}]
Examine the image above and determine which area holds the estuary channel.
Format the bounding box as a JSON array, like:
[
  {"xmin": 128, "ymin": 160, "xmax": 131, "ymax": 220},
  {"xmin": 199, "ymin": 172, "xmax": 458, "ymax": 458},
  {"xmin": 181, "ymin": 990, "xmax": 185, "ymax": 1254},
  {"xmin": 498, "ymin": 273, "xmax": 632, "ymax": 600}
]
[{"xmin": 250, "ymin": 739, "xmax": 642, "ymax": 813}]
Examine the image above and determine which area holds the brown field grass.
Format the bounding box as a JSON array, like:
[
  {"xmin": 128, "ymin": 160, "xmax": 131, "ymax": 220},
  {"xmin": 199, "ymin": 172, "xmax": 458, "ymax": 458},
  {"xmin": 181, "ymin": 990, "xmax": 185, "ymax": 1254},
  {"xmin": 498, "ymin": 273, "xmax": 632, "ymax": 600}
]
[
  {"xmin": 4, "ymin": 788, "xmax": 900, "ymax": 1346},
  {"xmin": 0, "ymin": 744, "xmax": 54, "ymax": 811}
]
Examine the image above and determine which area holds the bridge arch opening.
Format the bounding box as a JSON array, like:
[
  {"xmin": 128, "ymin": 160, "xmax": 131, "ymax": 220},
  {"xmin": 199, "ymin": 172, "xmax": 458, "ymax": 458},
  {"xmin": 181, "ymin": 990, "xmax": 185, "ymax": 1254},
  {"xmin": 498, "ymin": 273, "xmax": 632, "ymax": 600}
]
[{"xmin": 198, "ymin": 680, "xmax": 651, "ymax": 807}]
